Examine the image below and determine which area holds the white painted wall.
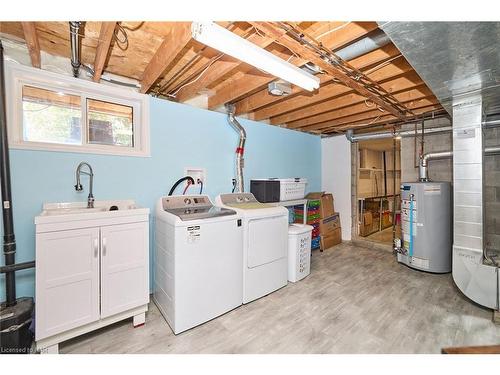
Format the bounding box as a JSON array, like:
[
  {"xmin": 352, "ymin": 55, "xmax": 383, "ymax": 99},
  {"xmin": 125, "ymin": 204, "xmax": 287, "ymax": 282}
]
[{"xmin": 321, "ymin": 135, "xmax": 352, "ymax": 240}]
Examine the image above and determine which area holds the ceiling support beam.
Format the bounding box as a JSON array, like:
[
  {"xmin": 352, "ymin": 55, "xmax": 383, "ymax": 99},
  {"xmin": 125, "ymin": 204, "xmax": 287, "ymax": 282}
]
[
  {"xmin": 175, "ymin": 32, "xmax": 276, "ymax": 102},
  {"xmin": 250, "ymin": 22, "xmax": 407, "ymax": 120},
  {"xmin": 140, "ymin": 22, "xmax": 192, "ymax": 94},
  {"xmin": 321, "ymin": 102, "xmax": 442, "ymax": 133},
  {"xmin": 93, "ymin": 22, "xmax": 117, "ymax": 82},
  {"xmin": 235, "ymin": 43, "xmax": 401, "ymax": 115},
  {"xmin": 205, "ymin": 22, "xmax": 375, "ymax": 110},
  {"xmin": 21, "ymin": 22, "xmax": 41, "ymax": 68},
  {"xmin": 255, "ymin": 59, "xmax": 415, "ymax": 122},
  {"xmin": 290, "ymin": 86, "xmax": 432, "ymax": 130}
]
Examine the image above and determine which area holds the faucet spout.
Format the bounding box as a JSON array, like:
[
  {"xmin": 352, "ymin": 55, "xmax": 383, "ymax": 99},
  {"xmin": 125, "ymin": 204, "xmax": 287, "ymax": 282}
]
[{"xmin": 75, "ymin": 162, "xmax": 95, "ymax": 208}]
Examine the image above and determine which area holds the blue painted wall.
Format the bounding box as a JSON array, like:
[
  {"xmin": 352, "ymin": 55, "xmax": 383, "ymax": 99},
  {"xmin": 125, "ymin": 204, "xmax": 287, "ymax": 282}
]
[{"xmin": 0, "ymin": 97, "xmax": 321, "ymax": 301}]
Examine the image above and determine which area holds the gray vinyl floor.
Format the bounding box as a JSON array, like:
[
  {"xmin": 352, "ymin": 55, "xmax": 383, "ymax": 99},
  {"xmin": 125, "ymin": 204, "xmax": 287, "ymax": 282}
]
[{"xmin": 60, "ymin": 243, "xmax": 500, "ymax": 354}]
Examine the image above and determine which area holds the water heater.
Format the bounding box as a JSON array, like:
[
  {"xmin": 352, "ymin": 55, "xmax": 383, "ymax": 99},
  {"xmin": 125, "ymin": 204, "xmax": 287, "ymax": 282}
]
[{"xmin": 398, "ymin": 181, "xmax": 452, "ymax": 273}]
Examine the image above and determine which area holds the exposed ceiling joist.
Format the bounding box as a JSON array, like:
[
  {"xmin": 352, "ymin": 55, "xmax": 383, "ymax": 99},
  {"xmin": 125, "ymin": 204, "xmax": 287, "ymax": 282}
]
[
  {"xmin": 256, "ymin": 59, "xmax": 416, "ymax": 123},
  {"xmin": 140, "ymin": 22, "xmax": 192, "ymax": 94},
  {"xmin": 273, "ymin": 70, "xmax": 422, "ymax": 126},
  {"xmin": 207, "ymin": 21, "xmax": 378, "ymax": 110},
  {"xmin": 174, "ymin": 31, "xmax": 277, "ymax": 102},
  {"xmin": 235, "ymin": 43, "xmax": 401, "ymax": 116},
  {"xmin": 20, "ymin": 22, "xmax": 41, "ymax": 68},
  {"xmin": 289, "ymin": 85, "xmax": 432, "ymax": 130},
  {"xmin": 322, "ymin": 102, "xmax": 442, "ymax": 133},
  {"xmin": 93, "ymin": 22, "xmax": 117, "ymax": 82},
  {"xmin": 250, "ymin": 22, "xmax": 408, "ymax": 120}
]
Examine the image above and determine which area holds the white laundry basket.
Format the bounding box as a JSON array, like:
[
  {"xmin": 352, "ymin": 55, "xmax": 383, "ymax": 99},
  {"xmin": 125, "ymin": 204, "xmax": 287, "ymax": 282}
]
[{"xmin": 287, "ymin": 224, "xmax": 313, "ymax": 282}]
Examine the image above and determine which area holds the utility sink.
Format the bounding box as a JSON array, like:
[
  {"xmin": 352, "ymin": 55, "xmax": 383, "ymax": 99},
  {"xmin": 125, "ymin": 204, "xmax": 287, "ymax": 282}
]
[{"xmin": 35, "ymin": 200, "xmax": 149, "ymax": 225}]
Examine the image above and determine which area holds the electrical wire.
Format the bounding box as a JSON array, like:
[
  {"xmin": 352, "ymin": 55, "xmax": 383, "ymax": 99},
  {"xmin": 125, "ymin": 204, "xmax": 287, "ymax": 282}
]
[
  {"xmin": 315, "ymin": 22, "xmax": 352, "ymax": 41},
  {"xmin": 198, "ymin": 180, "xmax": 203, "ymax": 194},
  {"xmin": 363, "ymin": 55, "xmax": 403, "ymax": 76},
  {"xmin": 166, "ymin": 54, "xmax": 224, "ymax": 98},
  {"xmin": 252, "ymin": 26, "xmax": 299, "ymax": 62}
]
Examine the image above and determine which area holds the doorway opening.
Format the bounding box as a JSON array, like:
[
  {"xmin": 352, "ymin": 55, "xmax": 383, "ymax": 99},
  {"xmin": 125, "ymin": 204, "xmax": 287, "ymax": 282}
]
[{"xmin": 356, "ymin": 138, "xmax": 401, "ymax": 245}]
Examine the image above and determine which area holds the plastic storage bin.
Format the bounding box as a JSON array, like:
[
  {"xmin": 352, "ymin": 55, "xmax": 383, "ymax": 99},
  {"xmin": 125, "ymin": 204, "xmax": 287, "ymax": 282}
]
[
  {"xmin": 287, "ymin": 224, "xmax": 313, "ymax": 282},
  {"xmin": 280, "ymin": 178, "xmax": 307, "ymax": 201}
]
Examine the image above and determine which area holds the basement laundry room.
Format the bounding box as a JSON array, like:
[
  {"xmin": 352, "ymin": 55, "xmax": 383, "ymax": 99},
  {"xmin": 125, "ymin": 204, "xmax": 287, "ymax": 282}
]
[{"xmin": 1, "ymin": 2, "xmax": 500, "ymax": 370}]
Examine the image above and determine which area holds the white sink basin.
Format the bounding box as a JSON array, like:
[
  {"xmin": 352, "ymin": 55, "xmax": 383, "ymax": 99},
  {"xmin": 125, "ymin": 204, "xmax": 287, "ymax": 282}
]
[
  {"xmin": 43, "ymin": 207, "xmax": 109, "ymax": 216},
  {"xmin": 35, "ymin": 200, "xmax": 149, "ymax": 225}
]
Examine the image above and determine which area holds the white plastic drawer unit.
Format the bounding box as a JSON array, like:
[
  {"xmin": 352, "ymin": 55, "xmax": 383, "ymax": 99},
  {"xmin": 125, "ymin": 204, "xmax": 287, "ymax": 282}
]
[{"xmin": 34, "ymin": 200, "xmax": 150, "ymax": 353}]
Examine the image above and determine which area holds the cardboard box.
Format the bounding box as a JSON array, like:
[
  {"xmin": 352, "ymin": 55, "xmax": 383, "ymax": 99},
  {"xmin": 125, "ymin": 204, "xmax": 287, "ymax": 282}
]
[
  {"xmin": 306, "ymin": 192, "xmax": 335, "ymax": 218},
  {"xmin": 319, "ymin": 212, "xmax": 341, "ymax": 235},
  {"xmin": 321, "ymin": 227, "xmax": 342, "ymax": 250},
  {"xmin": 363, "ymin": 211, "xmax": 372, "ymax": 226}
]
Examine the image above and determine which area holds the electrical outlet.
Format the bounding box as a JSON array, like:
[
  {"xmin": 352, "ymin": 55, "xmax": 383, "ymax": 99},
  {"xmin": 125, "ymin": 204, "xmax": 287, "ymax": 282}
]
[{"xmin": 184, "ymin": 168, "xmax": 206, "ymax": 186}]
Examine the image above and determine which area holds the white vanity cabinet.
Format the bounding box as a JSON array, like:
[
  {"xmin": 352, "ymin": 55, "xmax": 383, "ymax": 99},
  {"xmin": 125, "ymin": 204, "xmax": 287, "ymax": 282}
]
[{"xmin": 35, "ymin": 200, "xmax": 150, "ymax": 354}]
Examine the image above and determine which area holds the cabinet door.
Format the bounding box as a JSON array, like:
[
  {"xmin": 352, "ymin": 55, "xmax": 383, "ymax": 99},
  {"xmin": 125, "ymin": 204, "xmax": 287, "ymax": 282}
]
[
  {"xmin": 100, "ymin": 222, "xmax": 149, "ymax": 318},
  {"xmin": 36, "ymin": 227, "xmax": 100, "ymax": 340}
]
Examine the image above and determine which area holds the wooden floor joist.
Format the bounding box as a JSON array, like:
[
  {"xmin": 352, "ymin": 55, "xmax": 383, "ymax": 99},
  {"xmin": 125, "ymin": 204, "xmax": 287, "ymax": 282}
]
[
  {"xmin": 207, "ymin": 21, "xmax": 377, "ymax": 110},
  {"xmin": 140, "ymin": 22, "xmax": 192, "ymax": 94},
  {"xmin": 20, "ymin": 22, "xmax": 41, "ymax": 68},
  {"xmin": 235, "ymin": 43, "xmax": 402, "ymax": 116},
  {"xmin": 0, "ymin": 21, "xmax": 445, "ymax": 134},
  {"xmin": 257, "ymin": 61, "xmax": 417, "ymax": 124},
  {"xmin": 250, "ymin": 22, "xmax": 408, "ymax": 120},
  {"xmin": 93, "ymin": 22, "xmax": 117, "ymax": 82},
  {"xmin": 287, "ymin": 85, "xmax": 431, "ymax": 130}
]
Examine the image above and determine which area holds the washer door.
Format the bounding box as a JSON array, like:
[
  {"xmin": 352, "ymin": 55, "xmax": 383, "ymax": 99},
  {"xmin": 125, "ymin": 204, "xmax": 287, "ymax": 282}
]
[{"xmin": 247, "ymin": 215, "xmax": 288, "ymax": 268}]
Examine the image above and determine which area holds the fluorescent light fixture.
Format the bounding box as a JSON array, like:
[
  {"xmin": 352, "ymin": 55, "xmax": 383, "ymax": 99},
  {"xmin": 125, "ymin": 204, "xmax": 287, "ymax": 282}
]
[{"xmin": 191, "ymin": 22, "xmax": 320, "ymax": 92}]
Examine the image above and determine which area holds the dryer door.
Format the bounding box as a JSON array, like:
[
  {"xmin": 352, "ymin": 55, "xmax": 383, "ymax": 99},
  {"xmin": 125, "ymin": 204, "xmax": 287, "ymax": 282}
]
[{"xmin": 247, "ymin": 215, "xmax": 288, "ymax": 268}]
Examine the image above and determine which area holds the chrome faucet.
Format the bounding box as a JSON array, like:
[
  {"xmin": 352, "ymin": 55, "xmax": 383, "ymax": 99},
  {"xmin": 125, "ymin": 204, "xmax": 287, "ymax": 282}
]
[{"xmin": 74, "ymin": 162, "xmax": 95, "ymax": 208}]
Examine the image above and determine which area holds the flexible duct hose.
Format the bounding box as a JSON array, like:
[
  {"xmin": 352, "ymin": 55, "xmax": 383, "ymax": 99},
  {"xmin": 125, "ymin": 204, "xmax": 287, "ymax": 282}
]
[
  {"xmin": 226, "ymin": 105, "xmax": 246, "ymax": 193},
  {"xmin": 168, "ymin": 176, "xmax": 195, "ymax": 196}
]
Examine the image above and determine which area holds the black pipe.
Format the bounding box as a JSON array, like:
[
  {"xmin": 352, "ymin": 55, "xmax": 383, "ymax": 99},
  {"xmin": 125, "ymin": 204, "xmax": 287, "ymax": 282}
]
[
  {"xmin": 0, "ymin": 41, "xmax": 17, "ymax": 307},
  {"xmin": 168, "ymin": 176, "xmax": 195, "ymax": 196},
  {"xmin": 0, "ymin": 261, "xmax": 36, "ymax": 274}
]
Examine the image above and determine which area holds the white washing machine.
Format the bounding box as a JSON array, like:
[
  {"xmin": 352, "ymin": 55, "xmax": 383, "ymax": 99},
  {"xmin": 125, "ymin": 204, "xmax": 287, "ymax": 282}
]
[
  {"xmin": 154, "ymin": 195, "xmax": 243, "ymax": 334},
  {"xmin": 215, "ymin": 193, "xmax": 289, "ymax": 303}
]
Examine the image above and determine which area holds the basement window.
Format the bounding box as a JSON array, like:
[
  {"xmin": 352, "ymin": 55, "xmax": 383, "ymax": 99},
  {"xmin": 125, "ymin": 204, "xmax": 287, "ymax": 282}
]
[{"xmin": 6, "ymin": 62, "xmax": 150, "ymax": 157}]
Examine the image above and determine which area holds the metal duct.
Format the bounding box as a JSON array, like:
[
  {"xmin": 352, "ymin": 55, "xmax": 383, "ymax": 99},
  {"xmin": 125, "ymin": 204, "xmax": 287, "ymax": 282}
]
[
  {"xmin": 452, "ymin": 94, "xmax": 498, "ymax": 310},
  {"xmin": 345, "ymin": 117, "xmax": 500, "ymax": 143},
  {"xmin": 226, "ymin": 104, "xmax": 246, "ymax": 193},
  {"xmin": 378, "ymin": 22, "xmax": 500, "ymax": 116},
  {"xmin": 335, "ymin": 29, "xmax": 391, "ymax": 61},
  {"xmin": 69, "ymin": 21, "xmax": 82, "ymax": 77},
  {"xmin": 418, "ymin": 147, "xmax": 500, "ymax": 181},
  {"xmin": 418, "ymin": 151, "xmax": 453, "ymax": 182},
  {"xmin": 345, "ymin": 125, "xmax": 452, "ymax": 142}
]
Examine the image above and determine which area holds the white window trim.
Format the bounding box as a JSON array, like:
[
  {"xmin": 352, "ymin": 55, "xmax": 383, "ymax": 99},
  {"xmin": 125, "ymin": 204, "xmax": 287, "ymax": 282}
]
[{"xmin": 5, "ymin": 62, "xmax": 150, "ymax": 157}]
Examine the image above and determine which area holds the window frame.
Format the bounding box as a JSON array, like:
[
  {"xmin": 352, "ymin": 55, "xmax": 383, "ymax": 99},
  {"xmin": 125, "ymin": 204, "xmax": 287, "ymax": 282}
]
[{"xmin": 6, "ymin": 62, "xmax": 150, "ymax": 157}]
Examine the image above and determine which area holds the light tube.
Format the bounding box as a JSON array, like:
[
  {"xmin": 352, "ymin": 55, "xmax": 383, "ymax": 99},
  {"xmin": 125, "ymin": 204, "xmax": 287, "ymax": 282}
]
[{"xmin": 191, "ymin": 22, "xmax": 320, "ymax": 92}]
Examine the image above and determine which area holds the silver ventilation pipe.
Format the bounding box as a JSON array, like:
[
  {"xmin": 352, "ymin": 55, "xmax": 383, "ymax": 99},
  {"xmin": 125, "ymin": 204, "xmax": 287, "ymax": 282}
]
[
  {"xmin": 345, "ymin": 117, "xmax": 500, "ymax": 143},
  {"xmin": 226, "ymin": 104, "xmax": 246, "ymax": 193},
  {"xmin": 345, "ymin": 125, "xmax": 452, "ymax": 142},
  {"xmin": 335, "ymin": 29, "xmax": 391, "ymax": 61},
  {"xmin": 69, "ymin": 21, "xmax": 82, "ymax": 77},
  {"xmin": 418, "ymin": 147, "xmax": 500, "ymax": 181},
  {"xmin": 418, "ymin": 151, "xmax": 453, "ymax": 181}
]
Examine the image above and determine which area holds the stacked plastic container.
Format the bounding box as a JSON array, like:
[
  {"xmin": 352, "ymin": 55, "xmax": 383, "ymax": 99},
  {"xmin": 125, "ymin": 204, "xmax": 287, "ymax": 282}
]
[{"xmin": 294, "ymin": 199, "xmax": 321, "ymax": 250}]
